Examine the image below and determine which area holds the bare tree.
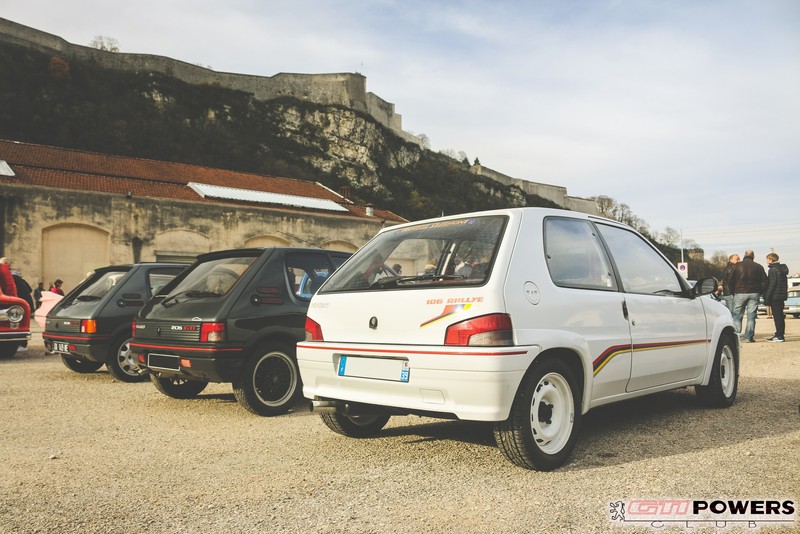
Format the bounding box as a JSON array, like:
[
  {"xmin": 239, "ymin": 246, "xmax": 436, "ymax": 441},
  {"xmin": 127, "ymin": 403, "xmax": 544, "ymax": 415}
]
[
  {"xmin": 660, "ymin": 227, "xmax": 681, "ymax": 247},
  {"xmin": 89, "ymin": 36, "xmax": 120, "ymax": 52},
  {"xmin": 592, "ymin": 195, "xmax": 617, "ymax": 218},
  {"xmin": 710, "ymin": 250, "xmax": 729, "ymax": 269}
]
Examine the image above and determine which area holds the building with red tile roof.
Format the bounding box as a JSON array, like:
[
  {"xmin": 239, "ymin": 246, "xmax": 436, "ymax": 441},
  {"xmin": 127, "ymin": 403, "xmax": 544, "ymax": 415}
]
[{"xmin": 0, "ymin": 139, "xmax": 405, "ymax": 290}]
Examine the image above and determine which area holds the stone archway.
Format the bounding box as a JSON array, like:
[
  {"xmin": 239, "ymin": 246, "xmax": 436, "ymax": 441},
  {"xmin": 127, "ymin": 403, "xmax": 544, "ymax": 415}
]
[
  {"xmin": 322, "ymin": 240, "xmax": 359, "ymax": 253},
  {"xmin": 42, "ymin": 223, "xmax": 110, "ymax": 293},
  {"xmin": 154, "ymin": 229, "xmax": 210, "ymax": 263},
  {"xmin": 244, "ymin": 235, "xmax": 291, "ymax": 248}
]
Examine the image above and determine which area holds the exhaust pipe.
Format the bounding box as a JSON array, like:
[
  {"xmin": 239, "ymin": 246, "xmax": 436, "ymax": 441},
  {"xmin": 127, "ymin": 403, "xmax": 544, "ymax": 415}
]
[
  {"xmin": 309, "ymin": 399, "xmax": 339, "ymax": 413},
  {"xmin": 309, "ymin": 399, "xmax": 392, "ymax": 416}
]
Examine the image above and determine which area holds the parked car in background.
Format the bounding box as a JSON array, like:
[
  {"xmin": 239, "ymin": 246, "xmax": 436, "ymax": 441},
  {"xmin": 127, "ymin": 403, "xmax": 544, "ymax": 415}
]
[
  {"xmin": 298, "ymin": 208, "xmax": 738, "ymax": 470},
  {"xmin": 0, "ymin": 294, "xmax": 31, "ymax": 358},
  {"xmin": 132, "ymin": 247, "xmax": 350, "ymax": 416},
  {"xmin": 786, "ymin": 287, "xmax": 800, "ymax": 319},
  {"xmin": 43, "ymin": 263, "xmax": 187, "ymax": 381}
]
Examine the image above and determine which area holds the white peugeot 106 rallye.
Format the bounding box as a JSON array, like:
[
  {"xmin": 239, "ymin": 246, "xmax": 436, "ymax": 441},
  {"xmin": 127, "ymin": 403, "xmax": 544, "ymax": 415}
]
[{"xmin": 297, "ymin": 208, "xmax": 738, "ymax": 470}]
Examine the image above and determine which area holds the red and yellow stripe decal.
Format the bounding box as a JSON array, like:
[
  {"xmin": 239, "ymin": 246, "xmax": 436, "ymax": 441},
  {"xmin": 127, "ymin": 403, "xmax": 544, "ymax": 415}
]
[
  {"xmin": 420, "ymin": 303, "xmax": 472, "ymax": 328},
  {"xmin": 593, "ymin": 339, "xmax": 709, "ymax": 376}
]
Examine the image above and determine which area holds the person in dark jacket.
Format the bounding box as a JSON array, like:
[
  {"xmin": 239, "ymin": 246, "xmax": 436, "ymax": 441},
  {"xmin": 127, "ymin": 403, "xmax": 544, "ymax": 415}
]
[
  {"xmin": 764, "ymin": 252, "xmax": 789, "ymax": 342},
  {"xmin": 11, "ymin": 270, "xmax": 34, "ymax": 312},
  {"xmin": 730, "ymin": 249, "xmax": 767, "ymax": 342},
  {"xmin": 720, "ymin": 253, "xmax": 740, "ymax": 312}
]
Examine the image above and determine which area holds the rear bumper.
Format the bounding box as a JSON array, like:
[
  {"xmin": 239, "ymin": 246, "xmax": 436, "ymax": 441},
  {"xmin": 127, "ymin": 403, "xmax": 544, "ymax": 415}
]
[
  {"xmin": 130, "ymin": 340, "xmax": 245, "ymax": 382},
  {"xmin": 297, "ymin": 342, "xmax": 538, "ymax": 421},
  {"xmin": 43, "ymin": 334, "xmax": 111, "ymax": 362}
]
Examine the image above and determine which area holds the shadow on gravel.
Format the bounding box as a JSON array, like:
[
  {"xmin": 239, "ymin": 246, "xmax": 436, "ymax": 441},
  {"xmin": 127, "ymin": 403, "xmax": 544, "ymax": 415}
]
[
  {"xmin": 380, "ymin": 420, "xmax": 496, "ymax": 447},
  {"xmin": 342, "ymin": 377, "xmax": 800, "ymax": 470},
  {"xmin": 566, "ymin": 378, "xmax": 800, "ymax": 470}
]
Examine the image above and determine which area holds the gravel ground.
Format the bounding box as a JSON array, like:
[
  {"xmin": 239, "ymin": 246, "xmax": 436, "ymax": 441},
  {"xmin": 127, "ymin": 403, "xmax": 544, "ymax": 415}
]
[{"xmin": 1, "ymin": 318, "xmax": 798, "ymax": 533}]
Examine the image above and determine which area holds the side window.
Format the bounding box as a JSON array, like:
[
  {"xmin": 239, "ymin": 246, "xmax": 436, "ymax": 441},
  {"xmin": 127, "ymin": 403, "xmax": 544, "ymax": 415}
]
[
  {"xmin": 596, "ymin": 224, "xmax": 683, "ymax": 295},
  {"xmin": 330, "ymin": 254, "xmax": 350, "ymax": 269},
  {"xmin": 147, "ymin": 268, "xmax": 185, "ymax": 297},
  {"xmin": 544, "ymin": 218, "xmax": 618, "ymax": 291},
  {"xmin": 286, "ymin": 252, "xmax": 334, "ymax": 300}
]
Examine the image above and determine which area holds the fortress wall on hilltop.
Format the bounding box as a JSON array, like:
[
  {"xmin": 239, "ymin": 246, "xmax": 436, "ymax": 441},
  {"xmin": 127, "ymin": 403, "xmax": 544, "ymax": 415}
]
[
  {"xmin": 471, "ymin": 164, "xmax": 599, "ymax": 215},
  {"xmin": 0, "ymin": 18, "xmax": 378, "ymax": 123}
]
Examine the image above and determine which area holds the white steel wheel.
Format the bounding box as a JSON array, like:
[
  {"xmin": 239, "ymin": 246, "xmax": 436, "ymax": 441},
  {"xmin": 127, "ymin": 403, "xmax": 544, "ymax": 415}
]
[
  {"xmin": 718, "ymin": 344, "xmax": 736, "ymax": 398},
  {"xmin": 529, "ymin": 372, "xmax": 574, "ymax": 455},
  {"xmin": 494, "ymin": 358, "xmax": 581, "ymax": 471},
  {"xmin": 695, "ymin": 333, "xmax": 738, "ymax": 408}
]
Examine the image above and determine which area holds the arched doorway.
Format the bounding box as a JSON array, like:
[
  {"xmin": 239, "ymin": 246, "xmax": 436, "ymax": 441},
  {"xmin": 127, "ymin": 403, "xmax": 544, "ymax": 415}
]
[{"xmin": 42, "ymin": 224, "xmax": 109, "ymax": 293}]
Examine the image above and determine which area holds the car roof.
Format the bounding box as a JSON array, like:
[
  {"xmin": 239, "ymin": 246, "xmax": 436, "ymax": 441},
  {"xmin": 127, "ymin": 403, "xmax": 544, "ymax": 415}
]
[{"xmin": 375, "ymin": 207, "xmax": 622, "ymax": 236}]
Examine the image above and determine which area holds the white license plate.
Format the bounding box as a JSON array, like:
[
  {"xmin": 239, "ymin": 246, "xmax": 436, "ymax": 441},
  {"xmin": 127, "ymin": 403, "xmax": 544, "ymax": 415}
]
[
  {"xmin": 53, "ymin": 341, "xmax": 70, "ymax": 353},
  {"xmin": 337, "ymin": 355, "xmax": 410, "ymax": 382}
]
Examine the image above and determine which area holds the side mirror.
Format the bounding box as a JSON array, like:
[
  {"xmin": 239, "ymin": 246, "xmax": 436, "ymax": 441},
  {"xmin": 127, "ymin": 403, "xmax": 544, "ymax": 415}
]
[{"xmin": 692, "ymin": 277, "xmax": 718, "ymax": 297}]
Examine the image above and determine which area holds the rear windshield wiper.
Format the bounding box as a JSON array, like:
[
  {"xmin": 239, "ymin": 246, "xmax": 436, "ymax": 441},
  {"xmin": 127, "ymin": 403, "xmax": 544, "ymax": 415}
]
[
  {"xmin": 370, "ymin": 274, "xmax": 465, "ymax": 289},
  {"xmin": 161, "ymin": 290, "xmax": 222, "ymax": 307},
  {"xmin": 75, "ymin": 295, "xmax": 102, "ymax": 302}
]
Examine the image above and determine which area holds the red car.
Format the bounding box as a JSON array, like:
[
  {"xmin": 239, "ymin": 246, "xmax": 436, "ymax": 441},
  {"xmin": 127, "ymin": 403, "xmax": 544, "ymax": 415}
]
[{"xmin": 0, "ymin": 294, "xmax": 31, "ymax": 358}]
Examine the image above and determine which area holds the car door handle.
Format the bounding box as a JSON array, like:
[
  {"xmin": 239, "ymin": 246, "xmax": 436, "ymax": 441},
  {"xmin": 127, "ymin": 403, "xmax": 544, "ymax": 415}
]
[{"xmin": 622, "ymin": 300, "xmax": 629, "ymax": 320}]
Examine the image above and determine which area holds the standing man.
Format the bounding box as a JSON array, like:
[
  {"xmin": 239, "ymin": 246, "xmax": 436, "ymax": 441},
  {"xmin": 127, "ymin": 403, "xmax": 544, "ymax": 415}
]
[
  {"xmin": 731, "ymin": 250, "xmax": 767, "ymax": 343},
  {"xmin": 764, "ymin": 252, "xmax": 789, "ymax": 342},
  {"xmin": 720, "ymin": 253, "xmax": 740, "ymax": 313}
]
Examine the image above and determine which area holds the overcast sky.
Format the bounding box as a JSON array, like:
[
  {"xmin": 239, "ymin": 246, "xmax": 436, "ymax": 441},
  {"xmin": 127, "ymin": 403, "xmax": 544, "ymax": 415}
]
[{"xmin": 4, "ymin": 0, "xmax": 800, "ymax": 274}]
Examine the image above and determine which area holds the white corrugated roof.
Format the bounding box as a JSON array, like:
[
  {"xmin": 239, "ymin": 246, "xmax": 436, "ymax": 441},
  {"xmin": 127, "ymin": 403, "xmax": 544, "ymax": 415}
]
[
  {"xmin": 0, "ymin": 160, "xmax": 15, "ymax": 177},
  {"xmin": 187, "ymin": 182, "xmax": 349, "ymax": 212}
]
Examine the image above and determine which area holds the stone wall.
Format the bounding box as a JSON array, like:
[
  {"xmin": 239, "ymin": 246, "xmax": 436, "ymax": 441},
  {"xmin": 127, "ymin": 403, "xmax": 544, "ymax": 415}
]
[
  {"xmin": 470, "ymin": 164, "xmax": 599, "ymax": 215},
  {"xmin": 0, "ymin": 183, "xmax": 388, "ymax": 292}
]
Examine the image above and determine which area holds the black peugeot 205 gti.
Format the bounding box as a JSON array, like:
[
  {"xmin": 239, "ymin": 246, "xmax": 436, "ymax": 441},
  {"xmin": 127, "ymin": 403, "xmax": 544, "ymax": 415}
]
[
  {"xmin": 43, "ymin": 263, "xmax": 187, "ymax": 382},
  {"xmin": 131, "ymin": 247, "xmax": 350, "ymax": 416}
]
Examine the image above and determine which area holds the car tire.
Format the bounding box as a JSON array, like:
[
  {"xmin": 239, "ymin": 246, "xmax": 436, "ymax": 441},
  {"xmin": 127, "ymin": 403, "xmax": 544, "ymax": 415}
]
[
  {"xmin": 695, "ymin": 333, "xmax": 738, "ymax": 407},
  {"xmin": 494, "ymin": 358, "xmax": 581, "ymax": 471},
  {"xmin": 105, "ymin": 337, "xmax": 148, "ymax": 383},
  {"xmin": 150, "ymin": 374, "xmax": 208, "ymax": 399},
  {"xmin": 232, "ymin": 343, "xmax": 301, "ymax": 416},
  {"xmin": 320, "ymin": 412, "xmax": 391, "ymax": 438},
  {"xmin": 0, "ymin": 342, "xmax": 19, "ymax": 358},
  {"xmin": 61, "ymin": 355, "xmax": 104, "ymax": 373}
]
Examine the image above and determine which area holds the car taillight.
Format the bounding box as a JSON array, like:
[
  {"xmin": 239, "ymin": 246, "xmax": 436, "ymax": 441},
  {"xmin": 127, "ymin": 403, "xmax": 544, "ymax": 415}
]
[
  {"xmin": 305, "ymin": 317, "xmax": 324, "ymax": 341},
  {"xmin": 444, "ymin": 313, "xmax": 514, "ymax": 346},
  {"xmin": 81, "ymin": 319, "xmax": 97, "ymax": 334},
  {"xmin": 132, "ymin": 321, "xmax": 137, "ymax": 338},
  {"xmin": 200, "ymin": 322, "xmax": 225, "ymax": 343}
]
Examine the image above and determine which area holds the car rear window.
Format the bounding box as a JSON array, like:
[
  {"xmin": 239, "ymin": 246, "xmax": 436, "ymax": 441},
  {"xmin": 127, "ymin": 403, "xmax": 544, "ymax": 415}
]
[
  {"xmin": 166, "ymin": 255, "xmax": 258, "ymax": 298},
  {"xmin": 67, "ymin": 270, "xmax": 128, "ymax": 302},
  {"xmin": 320, "ymin": 215, "xmax": 507, "ymax": 293}
]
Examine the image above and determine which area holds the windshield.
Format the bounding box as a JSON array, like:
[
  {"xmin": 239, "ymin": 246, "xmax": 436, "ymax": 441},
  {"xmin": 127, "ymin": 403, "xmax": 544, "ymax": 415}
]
[
  {"xmin": 321, "ymin": 215, "xmax": 507, "ymax": 293},
  {"xmin": 165, "ymin": 255, "xmax": 258, "ymax": 299},
  {"xmin": 68, "ymin": 271, "xmax": 128, "ymax": 302}
]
